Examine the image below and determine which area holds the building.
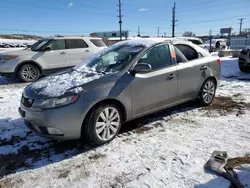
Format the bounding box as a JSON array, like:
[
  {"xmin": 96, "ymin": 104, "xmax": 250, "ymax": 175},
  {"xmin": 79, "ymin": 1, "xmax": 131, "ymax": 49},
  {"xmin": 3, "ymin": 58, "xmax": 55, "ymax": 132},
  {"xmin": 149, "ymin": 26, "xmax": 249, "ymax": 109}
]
[{"xmin": 90, "ymin": 30, "xmax": 129, "ymax": 38}]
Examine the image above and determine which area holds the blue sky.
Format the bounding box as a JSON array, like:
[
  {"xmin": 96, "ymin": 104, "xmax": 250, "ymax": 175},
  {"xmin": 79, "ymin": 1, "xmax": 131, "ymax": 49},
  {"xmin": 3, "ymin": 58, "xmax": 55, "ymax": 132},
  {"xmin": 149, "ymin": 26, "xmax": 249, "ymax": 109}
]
[{"xmin": 0, "ymin": 0, "xmax": 250, "ymax": 37}]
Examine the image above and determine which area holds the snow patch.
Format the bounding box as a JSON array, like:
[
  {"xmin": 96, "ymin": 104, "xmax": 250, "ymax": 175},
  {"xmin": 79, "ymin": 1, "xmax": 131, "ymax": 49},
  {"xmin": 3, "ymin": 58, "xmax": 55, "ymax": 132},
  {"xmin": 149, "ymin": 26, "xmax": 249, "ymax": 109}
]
[{"xmin": 221, "ymin": 57, "xmax": 250, "ymax": 80}]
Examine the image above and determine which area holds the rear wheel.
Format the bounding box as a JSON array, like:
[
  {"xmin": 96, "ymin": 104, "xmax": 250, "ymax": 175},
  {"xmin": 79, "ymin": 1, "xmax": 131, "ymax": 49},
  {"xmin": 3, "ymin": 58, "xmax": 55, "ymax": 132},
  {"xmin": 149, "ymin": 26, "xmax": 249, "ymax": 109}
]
[
  {"xmin": 82, "ymin": 103, "xmax": 122, "ymax": 146},
  {"xmin": 198, "ymin": 79, "xmax": 216, "ymax": 106},
  {"xmin": 18, "ymin": 64, "xmax": 40, "ymax": 82}
]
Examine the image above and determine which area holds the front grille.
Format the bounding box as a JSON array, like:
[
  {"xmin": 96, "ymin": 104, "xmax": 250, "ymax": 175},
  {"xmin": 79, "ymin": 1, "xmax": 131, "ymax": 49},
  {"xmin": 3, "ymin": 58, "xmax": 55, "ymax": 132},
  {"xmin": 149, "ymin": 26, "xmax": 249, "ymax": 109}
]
[{"xmin": 21, "ymin": 96, "xmax": 34, "ymax": 107}]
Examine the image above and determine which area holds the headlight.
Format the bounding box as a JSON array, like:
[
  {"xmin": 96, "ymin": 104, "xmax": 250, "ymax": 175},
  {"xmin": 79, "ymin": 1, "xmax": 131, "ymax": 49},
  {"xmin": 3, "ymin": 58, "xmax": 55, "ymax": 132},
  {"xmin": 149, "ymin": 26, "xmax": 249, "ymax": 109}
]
[{"xmin": 33, "ymin": 95, "xmax": 79, "ymax": 109}]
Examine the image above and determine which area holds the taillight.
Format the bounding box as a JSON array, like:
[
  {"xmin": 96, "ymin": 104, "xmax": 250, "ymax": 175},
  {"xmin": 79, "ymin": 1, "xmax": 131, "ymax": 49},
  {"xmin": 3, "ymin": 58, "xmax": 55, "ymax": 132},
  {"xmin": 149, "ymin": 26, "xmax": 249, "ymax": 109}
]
[{"xmin": 217, "ymin": 59, "xmax": 221, "ymax": 65}]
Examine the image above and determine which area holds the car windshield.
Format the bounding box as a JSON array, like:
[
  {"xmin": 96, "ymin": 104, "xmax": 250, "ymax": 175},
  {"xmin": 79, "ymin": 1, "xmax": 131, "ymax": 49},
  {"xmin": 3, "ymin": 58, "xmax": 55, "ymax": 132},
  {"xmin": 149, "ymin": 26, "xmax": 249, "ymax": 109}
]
[
  {"xmin": 30, "ymin": 39, "xmax": 50, "ymax": 51},
  {"xmin": 74, "ymin": 45, "xmax": 145, "ymax": 73}
]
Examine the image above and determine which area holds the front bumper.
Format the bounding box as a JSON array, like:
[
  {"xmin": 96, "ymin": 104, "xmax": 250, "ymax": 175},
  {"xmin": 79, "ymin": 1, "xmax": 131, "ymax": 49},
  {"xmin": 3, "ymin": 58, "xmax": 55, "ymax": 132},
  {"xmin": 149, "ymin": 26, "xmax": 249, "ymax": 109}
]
[
  {"xmin": 19, "ymin": 100, "xmax": 86, "ymax": 140},
  {"xmin": 0, "ymin": 59, "xmax": 18, "ymax": 73}
]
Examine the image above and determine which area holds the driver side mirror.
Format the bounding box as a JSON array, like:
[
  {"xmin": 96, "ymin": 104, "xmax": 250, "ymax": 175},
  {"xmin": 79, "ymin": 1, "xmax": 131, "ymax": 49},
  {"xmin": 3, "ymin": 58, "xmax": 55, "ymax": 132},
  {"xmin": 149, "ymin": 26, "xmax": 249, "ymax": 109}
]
[
  {"xmin": 44, "ymin": 46, "xmax": 51, "ymax": 51},
  {"xmin": 131, "ymin": 63, "xmax": 152, "ymax": 74}
]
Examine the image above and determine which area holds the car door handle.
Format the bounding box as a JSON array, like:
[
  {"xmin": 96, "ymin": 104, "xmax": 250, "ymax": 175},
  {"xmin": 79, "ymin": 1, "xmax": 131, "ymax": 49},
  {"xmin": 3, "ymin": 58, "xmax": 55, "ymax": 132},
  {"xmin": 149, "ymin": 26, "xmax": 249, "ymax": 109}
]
[
  {"xmin": 85, "ymin": 49, "xmax": 90, "ymax": 52},
  {"xmin": 167, "ymin": 73, "xmax": 176, "ymax": 80},
  {"xmin": 60, "ymin": 51, "xmax": 66, "ymax": 55},
  {"xmin": 200, "ymin": 66, "xmax": 208, "ymax": 71}
]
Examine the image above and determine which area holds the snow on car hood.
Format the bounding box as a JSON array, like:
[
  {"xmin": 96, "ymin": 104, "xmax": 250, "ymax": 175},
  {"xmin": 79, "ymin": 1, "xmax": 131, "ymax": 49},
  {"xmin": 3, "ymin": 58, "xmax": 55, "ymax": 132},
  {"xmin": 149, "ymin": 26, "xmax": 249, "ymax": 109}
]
[{"xmin": 30, "ymin": 67, "xmax": 103, "ymax": 98}]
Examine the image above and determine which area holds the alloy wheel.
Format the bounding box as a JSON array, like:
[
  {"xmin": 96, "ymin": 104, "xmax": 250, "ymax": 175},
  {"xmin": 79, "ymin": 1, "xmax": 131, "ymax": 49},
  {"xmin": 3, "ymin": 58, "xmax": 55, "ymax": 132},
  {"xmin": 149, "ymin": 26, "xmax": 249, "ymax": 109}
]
[
  {"xmin": 22, "ymin": 66, "xmax": 38, "ymax": 81},
  {"xmin": 95, "ymin": 107, "xmax": 121, "ymax": 141},
  {"xmin": 202, "ymin": 80, "xmax": 215, "ymax": 104}
]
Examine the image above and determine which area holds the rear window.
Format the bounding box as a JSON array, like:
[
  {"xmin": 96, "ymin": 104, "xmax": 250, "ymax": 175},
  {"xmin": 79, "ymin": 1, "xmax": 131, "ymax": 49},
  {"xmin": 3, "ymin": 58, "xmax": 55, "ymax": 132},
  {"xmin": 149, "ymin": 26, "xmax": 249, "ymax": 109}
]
[
  {"xmin": 189, "ymin": 39, "xmax": 202, "ymax": 45},
  {"xmin": 67, "ymin": 39, "xmax": 88, "ymax": 49},
  {"xmin": 90, "ymin": 39, "xmax": 106, "ymax": 47}
]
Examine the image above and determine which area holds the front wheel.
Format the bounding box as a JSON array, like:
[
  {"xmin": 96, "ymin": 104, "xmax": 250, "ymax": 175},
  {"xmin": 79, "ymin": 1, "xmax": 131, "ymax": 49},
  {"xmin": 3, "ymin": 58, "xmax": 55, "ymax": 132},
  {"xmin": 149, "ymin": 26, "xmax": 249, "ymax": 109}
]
[
  {"xmin": 17, "ymin": 64, "xmax": 40, "ymax": 82},
  {"xmin": 198, "ymin": 79, "xmax": 216, "ymax": 106},
  {"xmin": 82, "ymin": 103, "xmax": 123, "ymax": 146}
]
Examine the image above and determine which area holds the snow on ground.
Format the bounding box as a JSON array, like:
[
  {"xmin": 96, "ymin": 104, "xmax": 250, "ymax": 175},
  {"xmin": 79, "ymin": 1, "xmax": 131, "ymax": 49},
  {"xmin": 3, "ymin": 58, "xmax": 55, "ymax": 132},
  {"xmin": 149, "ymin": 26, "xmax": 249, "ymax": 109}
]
[
  {"xmin": 0, "ymin": 38, "xmax": 36, "ymax": 45},
  {"xmin": 0, "ymin": 57, "xmax": 250, "ymax": 188}
]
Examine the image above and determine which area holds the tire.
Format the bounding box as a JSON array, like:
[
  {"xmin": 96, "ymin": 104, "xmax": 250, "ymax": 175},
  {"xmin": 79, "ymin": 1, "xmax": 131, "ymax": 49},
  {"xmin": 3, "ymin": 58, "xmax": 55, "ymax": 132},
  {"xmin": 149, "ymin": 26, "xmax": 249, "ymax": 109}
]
[
  {"xmin": 198, "ymin": 79, "xmax": 216, "ymax": 106},
  {"xmin": 239, "ymin": 67, "xmax": 247, "ymax": 73},
  {"xmin": 82, "ymin": 103, "xmax": 123, "ymax": 146},
  {"xmin": 17, "ymin": 64, "xmax": 40, "ymax": 82}
]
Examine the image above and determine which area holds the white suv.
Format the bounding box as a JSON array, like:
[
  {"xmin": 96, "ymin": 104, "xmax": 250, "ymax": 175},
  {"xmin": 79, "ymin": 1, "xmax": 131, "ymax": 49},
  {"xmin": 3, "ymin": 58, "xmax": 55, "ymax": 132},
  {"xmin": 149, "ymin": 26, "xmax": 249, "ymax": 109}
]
[{"xmin": 0, "ymin": 36, "xmax": 106, "ymax": 82}]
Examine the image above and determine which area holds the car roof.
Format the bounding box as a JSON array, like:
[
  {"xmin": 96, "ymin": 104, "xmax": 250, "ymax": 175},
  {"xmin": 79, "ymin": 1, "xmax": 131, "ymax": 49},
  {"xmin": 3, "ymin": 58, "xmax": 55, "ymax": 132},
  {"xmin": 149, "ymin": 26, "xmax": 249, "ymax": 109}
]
[
  {"xmin": 113, "ymin": 38, "xmax": 187, "ymax": 47},
  {"xmin": 46, "ymin": 36, "xmax": 103, "ymax": 40},
  {"xmin": 176, "ymin": 37, "xmax": 202, "ymax": 41}
]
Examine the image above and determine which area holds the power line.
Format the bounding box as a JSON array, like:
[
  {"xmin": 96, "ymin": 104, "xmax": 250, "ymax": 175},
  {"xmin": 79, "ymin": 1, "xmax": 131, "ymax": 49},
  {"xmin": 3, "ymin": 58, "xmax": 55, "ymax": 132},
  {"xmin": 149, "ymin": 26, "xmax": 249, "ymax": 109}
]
[{"xmin": 179, "ymin": 13, "xmax": 250, "ymax": 26}]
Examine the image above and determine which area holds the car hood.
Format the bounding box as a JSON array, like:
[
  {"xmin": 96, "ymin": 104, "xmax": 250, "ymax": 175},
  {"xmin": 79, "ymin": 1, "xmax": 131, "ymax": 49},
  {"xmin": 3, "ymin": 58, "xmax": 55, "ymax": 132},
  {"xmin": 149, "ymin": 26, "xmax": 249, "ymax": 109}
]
[
  {"xmin": 25, "ymin": 68, "xmax": 109, "ymax": 98},
  {"xmin": 0, "ymin": 48, "xmax": 35, "ymax": 56}
]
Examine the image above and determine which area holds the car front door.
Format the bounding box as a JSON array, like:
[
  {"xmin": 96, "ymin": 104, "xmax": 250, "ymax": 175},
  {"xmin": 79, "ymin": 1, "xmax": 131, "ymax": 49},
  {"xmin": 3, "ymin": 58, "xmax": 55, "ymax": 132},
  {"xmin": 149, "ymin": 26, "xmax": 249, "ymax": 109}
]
[
  {"xmin": 130, "ymin": 44, "xmax": 178, "ymax": 117},
  {"xmin": 39, "ymin": 39, "xmax": 68, "ymax": 70},
  {"xmin": 174, "ymin": 44, "xmax": 207, "ymax": 100},
  {"xmin": 66, "ymin": 39, "xmax": 93, "ymax": 67}
]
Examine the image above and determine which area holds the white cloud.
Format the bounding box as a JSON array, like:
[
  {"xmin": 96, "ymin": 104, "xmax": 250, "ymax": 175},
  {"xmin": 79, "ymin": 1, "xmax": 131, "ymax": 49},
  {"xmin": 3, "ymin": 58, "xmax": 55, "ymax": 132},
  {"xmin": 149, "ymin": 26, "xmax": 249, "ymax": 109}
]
[
  {"xmin": 68, "ymin": 2, "xmax": 74, "ymax": 7},
  {"xmin": 139, "ymin": 8, "xmax": 148, "ymax": 12}
]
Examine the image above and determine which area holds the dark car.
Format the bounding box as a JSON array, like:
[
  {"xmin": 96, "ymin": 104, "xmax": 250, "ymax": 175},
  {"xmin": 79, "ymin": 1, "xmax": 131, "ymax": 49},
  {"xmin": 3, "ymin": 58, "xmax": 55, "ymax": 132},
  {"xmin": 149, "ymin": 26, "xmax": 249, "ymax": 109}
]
[{"xmin": 239, "ymin": 47, "xmax": 250, "ymax": 72}]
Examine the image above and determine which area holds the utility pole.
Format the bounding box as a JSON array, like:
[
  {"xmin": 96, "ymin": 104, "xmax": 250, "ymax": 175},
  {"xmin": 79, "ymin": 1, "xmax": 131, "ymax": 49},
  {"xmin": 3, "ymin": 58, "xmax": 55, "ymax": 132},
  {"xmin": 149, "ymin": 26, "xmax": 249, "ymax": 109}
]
[
  {"xmin": 137, "ymin": 26, "xmax": 141, "ymax": 37},
  {"xmin": 172, "ymin": 2, "xmax": 177, "ymax": 38},
  {"xmin": 118, "ymin": 0, "xmax": 123, "ymax": 41},
  {"xmin": 209, "ymin": 29, "xmax": 212, "ymax": 53},
  {"xmin": 157, "ymin": 27, "xmax": 160, "ymax": 37},
  {"xmin": 239, "ymin": 18, "xmax": 245, "ymax": 35}
]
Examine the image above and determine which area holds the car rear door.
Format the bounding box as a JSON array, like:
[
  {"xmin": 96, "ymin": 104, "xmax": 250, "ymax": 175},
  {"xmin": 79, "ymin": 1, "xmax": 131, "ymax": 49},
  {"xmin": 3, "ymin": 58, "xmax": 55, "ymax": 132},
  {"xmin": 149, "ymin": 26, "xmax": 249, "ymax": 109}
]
[
  {"xmin": 66, "ymin": 39, "xmax": 93, "ymax": 67},
  {"xmin": 130, "ymin": 43, "xmax": 178, "ymax": 117},
  {"xmin": 40, "ymin": 39, "xmax": 69, "ymax": 70},
  {"xmin": 174, "ymin": 43, "xmax": 208, "ymax": 101}
]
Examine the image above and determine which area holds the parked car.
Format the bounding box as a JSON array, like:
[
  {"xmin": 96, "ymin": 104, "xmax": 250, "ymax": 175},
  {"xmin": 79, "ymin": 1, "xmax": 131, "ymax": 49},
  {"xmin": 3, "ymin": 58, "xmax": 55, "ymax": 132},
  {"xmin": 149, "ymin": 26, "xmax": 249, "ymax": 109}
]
[
  {"xmin": 176, "ymin": 37, "xmax": 204, "ymax": 48},
  {"xmin": 204, "ymin": 39, "xmax": 227, "ymax": 52},
  {"xmin": 19, "ymin": 38, "xmax": 220, "ymax": 145},
  {"xmin": 239, "ymin": 46, "xmax": 250, "ymax": 72},
  {"xmin": 0, "ymin": 36, "xmax": 106, "ymax": 82}
]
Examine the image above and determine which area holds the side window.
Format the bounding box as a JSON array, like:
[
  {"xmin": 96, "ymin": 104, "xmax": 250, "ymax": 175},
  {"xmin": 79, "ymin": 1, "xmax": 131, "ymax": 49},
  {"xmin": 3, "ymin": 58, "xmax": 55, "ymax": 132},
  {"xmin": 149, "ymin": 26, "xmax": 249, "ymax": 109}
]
[
  {"xmin": 67, "ymin": 39, "xmax": 88, "ymax": 49},
  {"xmin": 175, "ymin": 44, "xmax": 198, "ymax": 61},
  {"xmin": 47, "ymin": 40, "xmax": 66, "ymax": 50},
  {"xmin": 138, "ymin": 44, "xmax": 172, "ymax": 71},
  {"xmin": 90, "ymin": 39, "xmax": 106, "ymax": 47},
  {"xmin": 174, "ymin": 46, "xmax": 188, "ymax": 63}
]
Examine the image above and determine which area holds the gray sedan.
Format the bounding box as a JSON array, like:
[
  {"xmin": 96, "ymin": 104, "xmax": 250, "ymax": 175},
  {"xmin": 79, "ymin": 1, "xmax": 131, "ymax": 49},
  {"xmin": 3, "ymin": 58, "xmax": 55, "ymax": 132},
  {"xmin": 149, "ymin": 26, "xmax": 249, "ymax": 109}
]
[{"xmin": 19, "ymin": 38, "xmax": 221, "ymax": 145}]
